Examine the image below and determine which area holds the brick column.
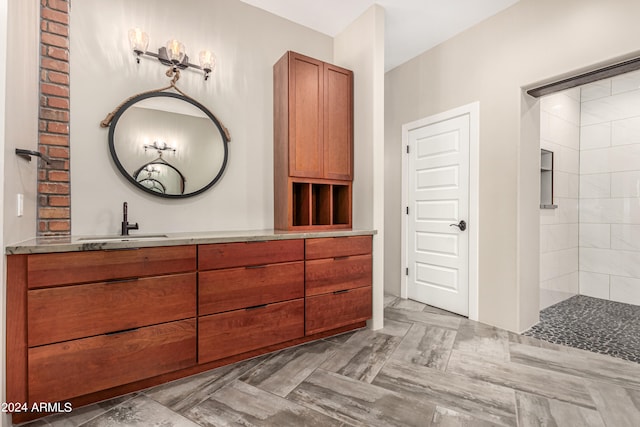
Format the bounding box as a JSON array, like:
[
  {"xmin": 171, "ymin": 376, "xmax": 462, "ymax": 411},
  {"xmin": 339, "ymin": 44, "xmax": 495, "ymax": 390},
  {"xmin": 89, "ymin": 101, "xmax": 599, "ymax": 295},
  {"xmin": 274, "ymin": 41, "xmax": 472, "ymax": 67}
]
[{"xmin": 39, "ymin": 0, "xmax": 70, "ymax": 235}]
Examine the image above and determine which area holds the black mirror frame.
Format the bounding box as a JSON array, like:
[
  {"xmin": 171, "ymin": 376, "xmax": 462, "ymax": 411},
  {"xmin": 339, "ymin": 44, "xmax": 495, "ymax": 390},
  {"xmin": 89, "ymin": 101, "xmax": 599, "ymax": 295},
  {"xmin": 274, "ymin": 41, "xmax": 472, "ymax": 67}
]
[{"xmin": 107, "ymin": 91, "xmax": 229, "ymax": 198}]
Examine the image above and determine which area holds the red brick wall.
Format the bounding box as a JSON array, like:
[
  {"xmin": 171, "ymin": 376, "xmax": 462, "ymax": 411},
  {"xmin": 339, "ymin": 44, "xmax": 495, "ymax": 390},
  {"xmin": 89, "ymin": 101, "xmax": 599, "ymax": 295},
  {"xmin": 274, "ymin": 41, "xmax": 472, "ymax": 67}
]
[{"xmin": 39, "ymin": 0, "xmax": 70, "ymax": 235}]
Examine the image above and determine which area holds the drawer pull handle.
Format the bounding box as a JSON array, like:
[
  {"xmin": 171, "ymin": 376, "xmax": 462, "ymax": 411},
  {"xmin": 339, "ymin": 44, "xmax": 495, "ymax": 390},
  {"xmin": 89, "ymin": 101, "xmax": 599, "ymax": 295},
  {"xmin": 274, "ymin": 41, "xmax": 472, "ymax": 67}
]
[
  {"xmin": 245, "ymin": 304, "xmax": 268, "ymax": 311},
  {"xmin": 246, "ymin": 264, "xmax": 267, "ymax": 269},
  {"xmin": 105, "ymin": 327, "xmax": 139, "ymax": 336},
  {"xmin": 333, "ymin": 289, "xmax": 350, "ymax": 295},
  {"xmin": 105, "ymin": 277, "xmax": 139, "ymax": 284},
  {"xmin": 334, "ymin": 256, "xmax": 350, "ymax": 261}
]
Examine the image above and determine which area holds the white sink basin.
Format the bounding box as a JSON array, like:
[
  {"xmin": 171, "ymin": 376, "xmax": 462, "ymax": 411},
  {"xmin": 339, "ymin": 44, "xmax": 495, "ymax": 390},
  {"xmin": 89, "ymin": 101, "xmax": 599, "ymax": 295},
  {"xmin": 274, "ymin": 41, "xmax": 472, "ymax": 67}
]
[{"xmin": 77, "ymin": 234, "xmax": 168, "ymax": 242}]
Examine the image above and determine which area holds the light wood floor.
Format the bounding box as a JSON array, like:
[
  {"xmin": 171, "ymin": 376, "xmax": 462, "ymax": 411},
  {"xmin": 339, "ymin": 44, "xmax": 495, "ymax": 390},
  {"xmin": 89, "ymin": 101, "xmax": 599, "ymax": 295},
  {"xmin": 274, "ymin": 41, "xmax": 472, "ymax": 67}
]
[{"xmin": 22, "ymin": 296, "xmax": 640, "ymax": 426}]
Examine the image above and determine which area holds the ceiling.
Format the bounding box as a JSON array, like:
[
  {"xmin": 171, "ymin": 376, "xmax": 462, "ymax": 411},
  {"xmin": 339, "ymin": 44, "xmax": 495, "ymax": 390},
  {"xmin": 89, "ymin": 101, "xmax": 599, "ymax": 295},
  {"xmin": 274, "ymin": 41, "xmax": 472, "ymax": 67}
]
[{"xmin": 239, "ymin": 0, "xmax": 520, "ymax": 71}]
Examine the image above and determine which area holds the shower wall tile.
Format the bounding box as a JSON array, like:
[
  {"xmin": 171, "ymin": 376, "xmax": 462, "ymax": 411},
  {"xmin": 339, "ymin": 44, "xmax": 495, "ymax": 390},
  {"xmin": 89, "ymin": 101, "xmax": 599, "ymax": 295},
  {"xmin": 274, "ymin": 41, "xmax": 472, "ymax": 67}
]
[
  {"xmin": 540, "ymin": 198, "xmax": 579, "ymax": 225},
  {"xmin": 581, "ymin": 248, "xmax": 640, "ymax": 278},
  {"xmin": 580, "ymin": 123, "xmax": 611, "ymax": 150},
  {"xmin": 611, "ymin": 225, "xmax": 640, "ymax": 251},
  {"xmin": 579, "ymin": 271, "xmax": 610, "ymax": 299},
  {"xmin": 541, "ymin": 92, "xmax": 581, "ymax": 126},
  {"xmin": 611, "ymin": 171, "xmax": 640, "ymax": 197},
  {"xmin": 579, "ymin": 224, "xmax": 610, "ymax": 249},
  {"xmin": 579, "ymin": 248, "xmax": 609, "ymax": 275},
  {"xmin": 580, "ymin": 198, "xmax": 640, "ymax": 224},
  {"xmin": 540, "ymin": 248, "xmax": 578, "ymax": 282},
  {"xmin": 581, "ymin": 144, "xmax": 640, "ymax": 174},
  {"xmin": 610, "ymin": 276, "xmax": 640, "ymax": 305},
  {"xmin": 540, "ymin": 224, "xmax": 579, "ymax": 252},
  {"xmin": 581, "ymin": 90, "xmax": 640, "ymax": 126},
  {"xmin": 612, "ymin": 116, "xmax": 640, "ymax": 146},
  {"xmin": 579, "ymin": 174, "xmax": 610, "ymax": 199},
  {"xmin": 554, "ymin": 172, "xmax": 569, "ymax": 198},
  {"xmin": 540, "ymin": 271, "xmax": 579, "ymax": 294},
  {"xmin": 543, "ymin": 112, "xmax": 580, "ymax": 147},
  {"xmin": 611, "ymin": 70, "xmax": 640, "ymax": 95},
  {"xmin": 581, "ymin": 80, "xmax": 611, "ymax": 102}
]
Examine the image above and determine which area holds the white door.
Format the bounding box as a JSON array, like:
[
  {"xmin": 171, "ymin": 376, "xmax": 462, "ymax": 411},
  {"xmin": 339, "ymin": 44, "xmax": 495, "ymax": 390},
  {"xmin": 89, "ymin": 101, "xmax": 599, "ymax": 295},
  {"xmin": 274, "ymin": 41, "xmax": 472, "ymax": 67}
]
[{"xmin": 407, "ymin": 114, "xmax": 470, "ymax": 316}]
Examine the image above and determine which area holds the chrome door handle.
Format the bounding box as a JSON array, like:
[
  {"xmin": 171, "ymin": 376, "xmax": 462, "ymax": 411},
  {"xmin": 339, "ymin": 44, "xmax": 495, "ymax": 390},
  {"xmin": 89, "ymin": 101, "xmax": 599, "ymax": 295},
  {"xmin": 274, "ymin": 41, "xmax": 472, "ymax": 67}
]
[{"xmin": 450, "ymin": 220, "xmax": 466, "ymax": 231}]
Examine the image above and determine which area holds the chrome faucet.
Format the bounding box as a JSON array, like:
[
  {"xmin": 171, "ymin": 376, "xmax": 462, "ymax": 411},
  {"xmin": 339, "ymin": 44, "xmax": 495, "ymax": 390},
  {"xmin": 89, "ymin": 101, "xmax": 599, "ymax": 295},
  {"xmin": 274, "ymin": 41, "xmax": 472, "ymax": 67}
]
[{"xmin": 121, "ymin": 202, "xmax": 139, "ymax": 236}]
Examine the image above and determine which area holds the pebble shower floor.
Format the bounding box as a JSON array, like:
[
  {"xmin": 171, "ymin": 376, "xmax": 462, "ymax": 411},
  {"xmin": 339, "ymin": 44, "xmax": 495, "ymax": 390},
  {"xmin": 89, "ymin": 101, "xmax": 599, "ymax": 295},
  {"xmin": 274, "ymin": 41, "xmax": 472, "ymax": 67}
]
[{"xmin": 524, "ymin": 295, "xmax": 640, "ymax": 363}]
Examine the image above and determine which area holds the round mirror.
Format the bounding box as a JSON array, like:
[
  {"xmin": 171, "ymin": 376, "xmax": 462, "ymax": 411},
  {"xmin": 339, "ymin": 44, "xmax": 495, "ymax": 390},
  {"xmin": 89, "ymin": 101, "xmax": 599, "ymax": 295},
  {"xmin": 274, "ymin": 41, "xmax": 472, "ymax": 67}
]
[{"xmin": 108, "ymin": 92, "xmax": 229, "ymax": 198}]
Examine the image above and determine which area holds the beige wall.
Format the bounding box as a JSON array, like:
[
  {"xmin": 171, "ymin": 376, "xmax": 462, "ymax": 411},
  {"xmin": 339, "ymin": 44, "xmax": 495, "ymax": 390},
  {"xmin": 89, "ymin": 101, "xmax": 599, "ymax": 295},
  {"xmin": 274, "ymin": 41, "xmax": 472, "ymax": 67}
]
[
  {"xmin": 334, "ymin": 5, "xmax": 385, "ymax": 329},
  {"xmin": 2, "ymin": 1, "xmax": 40, "ymax": 425},
  {"xmin": 70, "ymin": 0, "xmax": 333, "ymax": 235},
  {"xmin": 385, "ymin": 0, "xmax": 640, "ymax": 332}
]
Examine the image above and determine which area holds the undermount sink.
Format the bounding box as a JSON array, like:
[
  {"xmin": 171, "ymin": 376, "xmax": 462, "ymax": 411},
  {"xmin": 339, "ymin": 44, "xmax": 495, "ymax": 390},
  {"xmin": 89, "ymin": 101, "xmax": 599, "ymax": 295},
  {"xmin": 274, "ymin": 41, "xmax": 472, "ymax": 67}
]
[{"xmin": 77, "ymin": 234, "xmax": 168, "ymax": 242}]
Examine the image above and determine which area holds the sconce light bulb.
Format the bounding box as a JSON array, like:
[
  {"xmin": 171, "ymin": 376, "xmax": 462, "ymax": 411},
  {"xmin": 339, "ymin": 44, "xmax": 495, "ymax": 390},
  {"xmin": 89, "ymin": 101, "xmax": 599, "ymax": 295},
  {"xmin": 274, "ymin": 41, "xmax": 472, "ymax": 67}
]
[
  {"xmin": 166, "ymin": 39, "xmax": 186, "ymax": 64},
  {"xmin": 128, "ymin": 28, "xmax": 149, "ymax": 56},
  {"xmin": 199, "ymin": 50, "xmax": 216, "ymax": 73}
]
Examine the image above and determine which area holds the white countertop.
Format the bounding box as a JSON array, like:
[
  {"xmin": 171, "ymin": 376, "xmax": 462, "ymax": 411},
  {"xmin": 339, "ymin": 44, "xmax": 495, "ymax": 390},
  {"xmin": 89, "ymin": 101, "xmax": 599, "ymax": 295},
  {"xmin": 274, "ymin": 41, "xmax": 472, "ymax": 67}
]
[{"xmin": 6, "ymin": 229, "xmax": 376, "ymax": 255}]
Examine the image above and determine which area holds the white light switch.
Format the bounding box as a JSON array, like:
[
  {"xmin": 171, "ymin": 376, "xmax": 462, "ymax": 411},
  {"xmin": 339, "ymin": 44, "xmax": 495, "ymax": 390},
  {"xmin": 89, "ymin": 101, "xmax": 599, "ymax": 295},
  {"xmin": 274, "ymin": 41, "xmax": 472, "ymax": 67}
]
[{"xmin": 17, "ymin": 193, "xmax": 23, "ymax": 217}]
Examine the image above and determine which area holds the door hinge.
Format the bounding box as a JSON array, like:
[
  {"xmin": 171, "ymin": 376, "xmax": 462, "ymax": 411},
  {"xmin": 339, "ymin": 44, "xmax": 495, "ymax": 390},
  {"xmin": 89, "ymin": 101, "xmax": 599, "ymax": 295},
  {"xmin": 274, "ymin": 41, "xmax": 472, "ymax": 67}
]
[
  {"xmin": 405, "ymin": 267, "xmax": 409, "ymax": 276},
  {"xmin": 406, "ymin": 206, "xmax": 409, "ymax": 215},
  {"xmin": 406, "ymin": 145, "xmax": 410, "ymax": 154}
]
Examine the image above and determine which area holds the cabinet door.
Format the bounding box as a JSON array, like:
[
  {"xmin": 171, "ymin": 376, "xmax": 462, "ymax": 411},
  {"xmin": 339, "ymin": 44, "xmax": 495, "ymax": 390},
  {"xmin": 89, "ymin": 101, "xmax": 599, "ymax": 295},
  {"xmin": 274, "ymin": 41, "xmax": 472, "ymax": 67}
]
[
  {"xmin": 289, "ymin": 52, "xmax": 324, "ymax": 178},
  {"xmin": 306, "ymin": 286, "xmax": 371, "ymax": 335},
  {"xmin": 28, "ymin": 319, "xmax": 196, "ymax": 403},
  {"xmin": 28, "ymin": 272, "xmax": 197, "ymax": 347},
  {"xmin": 305, "ymin": 254, "xmax": 372, "ymax": 297},
  {"xmin": 199, "ymin": 299, "xmax": 304, "ymax": 363},
  {"xmin": 324, "ymin": 64, "xmax": 353, "ymax": 180},
  {"xmin": 199, "ymin": 262, "xmax": 304, "ymax": 315}
]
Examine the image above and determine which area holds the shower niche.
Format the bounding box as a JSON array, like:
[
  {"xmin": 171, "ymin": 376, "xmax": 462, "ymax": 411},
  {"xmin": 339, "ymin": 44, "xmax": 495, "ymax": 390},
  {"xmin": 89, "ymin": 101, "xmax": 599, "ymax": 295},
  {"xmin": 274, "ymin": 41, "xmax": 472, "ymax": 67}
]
[{"xmin": 540, "ymin": 149, "xmax": 557, "ymax": 209}]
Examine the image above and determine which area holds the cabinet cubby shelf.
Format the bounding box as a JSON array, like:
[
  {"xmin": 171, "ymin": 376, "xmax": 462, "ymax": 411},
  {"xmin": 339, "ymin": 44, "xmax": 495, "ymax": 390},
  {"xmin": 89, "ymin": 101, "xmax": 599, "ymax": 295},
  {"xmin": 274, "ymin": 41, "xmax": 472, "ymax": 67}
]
[{"xmin": 291, "ymin": 180, "xmax": 351, "ymax": 228}]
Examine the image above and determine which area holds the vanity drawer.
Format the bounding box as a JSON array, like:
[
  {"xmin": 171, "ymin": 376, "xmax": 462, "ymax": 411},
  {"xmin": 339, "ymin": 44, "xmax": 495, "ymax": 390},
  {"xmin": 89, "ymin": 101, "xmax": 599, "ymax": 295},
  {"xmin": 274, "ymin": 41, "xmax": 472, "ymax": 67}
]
[
  {"xmin": 199, "ymin": 262, "xmax": 303, "ymax": 315},
  {"xmin": 27, "ymin": 245, "xmax": 196, "ymax": 289},
  {"xmin": 27, "ymin": 272, "xmax": 197, "ymax": 347},
  {"xmin": 198, "ymin": 299, "xmax": 304, "ymax": 363},
  {"xmin": 198, "ymin": 239, "xmax": 304, "ymax": 270},
  {"xmin": 28, "ymin": 319, "xmax": 196, "ymax": 404},
  {"xmin": 305, "ymin": 254, "xmax": 372, "ymax": 296},
  {"xmin": 305, "ymin": 286, "xmax": 371, "ymax": 335},
  {"xmin": 305, "ymin": 236, "xmax": 372, "ymax": 260}
]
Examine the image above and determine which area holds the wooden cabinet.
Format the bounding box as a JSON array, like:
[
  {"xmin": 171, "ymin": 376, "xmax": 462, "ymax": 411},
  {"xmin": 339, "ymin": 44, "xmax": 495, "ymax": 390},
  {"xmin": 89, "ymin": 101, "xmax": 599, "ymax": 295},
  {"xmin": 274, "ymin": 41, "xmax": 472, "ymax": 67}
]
[
  {"xmin": 199, "ymin": 300, "xmax": 304, "ymax": 363},
  {"xmin": 274, "ymin": 51, "xmax": 353, "ymax": 230},
  {"xmin": 5, "ymin": 234, "xmax": 372, "ymax": 423},
  {"xmin": 9, "ymin": 246, "xmax": 198, "ymax": 410},
  {"xmin": 28, "ymin": 272, "xmax": 196, "ymax": 347},
  {"xmin": 304, "ymin": 236, "xmax": 373, "ymax": 335},
  {"xmin": 28, "ymin": 319, "xmax": 196, "ymax": 403},
  {"xmin": 27, "ymin": 245, "xmax": 196, "ymax": 288},
  {"xmin": 198, "ymin": 240, "xmax": 305, "ymax": 363}
]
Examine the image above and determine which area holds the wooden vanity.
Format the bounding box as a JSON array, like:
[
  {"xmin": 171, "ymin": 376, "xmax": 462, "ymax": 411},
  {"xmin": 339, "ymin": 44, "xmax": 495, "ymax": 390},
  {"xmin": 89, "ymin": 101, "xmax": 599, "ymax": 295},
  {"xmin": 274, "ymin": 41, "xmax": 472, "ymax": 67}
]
[{"xmin": 5, "ymin": 231, "xmax": 373, "ymax": 423}]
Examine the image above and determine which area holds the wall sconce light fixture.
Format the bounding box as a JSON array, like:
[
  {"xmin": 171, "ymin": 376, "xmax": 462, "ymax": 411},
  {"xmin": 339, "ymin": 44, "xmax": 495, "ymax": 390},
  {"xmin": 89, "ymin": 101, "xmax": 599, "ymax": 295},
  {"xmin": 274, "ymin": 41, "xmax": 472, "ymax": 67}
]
[
  {"xmin": 144, "ymin": 140, "xmax": 176, "ymax": 156},
  {"xmin": 128, "ymin": 28, "xmax": 215, "ymax": 81}
]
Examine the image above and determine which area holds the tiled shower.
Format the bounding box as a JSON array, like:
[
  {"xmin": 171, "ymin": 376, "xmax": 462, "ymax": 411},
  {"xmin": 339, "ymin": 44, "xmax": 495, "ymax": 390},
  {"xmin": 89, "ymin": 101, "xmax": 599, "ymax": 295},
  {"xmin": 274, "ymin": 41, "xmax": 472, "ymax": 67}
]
[{"xmin": 540, "ymin": 70, "xmax": 640, "ymax": 309}]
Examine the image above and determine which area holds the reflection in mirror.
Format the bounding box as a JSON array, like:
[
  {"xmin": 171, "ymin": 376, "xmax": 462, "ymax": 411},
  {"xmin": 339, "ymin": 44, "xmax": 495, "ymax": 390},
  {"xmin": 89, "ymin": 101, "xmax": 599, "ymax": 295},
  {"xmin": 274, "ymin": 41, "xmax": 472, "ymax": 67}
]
[
  {"xmin": 107, "ymin": 92, "xmax": 228, "ymax": 198},
  {"xmin": 134, "ymin": 160, "xmax": 186, "ymax": 195}
]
